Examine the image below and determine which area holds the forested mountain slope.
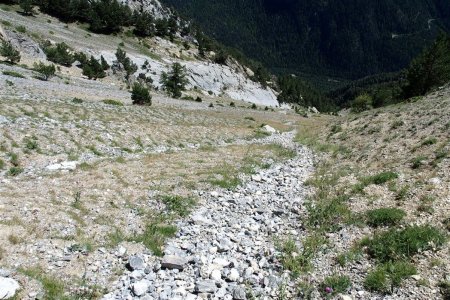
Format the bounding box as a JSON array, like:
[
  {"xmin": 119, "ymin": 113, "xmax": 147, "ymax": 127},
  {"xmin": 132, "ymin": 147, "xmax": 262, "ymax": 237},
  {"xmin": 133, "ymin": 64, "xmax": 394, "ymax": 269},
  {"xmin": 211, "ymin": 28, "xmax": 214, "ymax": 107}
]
[{"xmin": 161, "ymin": 0, "xmax": 450, "ymax": 80}]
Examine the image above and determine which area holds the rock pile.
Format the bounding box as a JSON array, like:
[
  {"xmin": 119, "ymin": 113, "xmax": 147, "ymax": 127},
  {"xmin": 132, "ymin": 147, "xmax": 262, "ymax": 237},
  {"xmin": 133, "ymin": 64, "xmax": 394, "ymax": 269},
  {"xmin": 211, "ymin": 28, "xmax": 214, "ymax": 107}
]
[{"xmin": 103, "ymin": 132, "xmax": 314, "ymax": 299}]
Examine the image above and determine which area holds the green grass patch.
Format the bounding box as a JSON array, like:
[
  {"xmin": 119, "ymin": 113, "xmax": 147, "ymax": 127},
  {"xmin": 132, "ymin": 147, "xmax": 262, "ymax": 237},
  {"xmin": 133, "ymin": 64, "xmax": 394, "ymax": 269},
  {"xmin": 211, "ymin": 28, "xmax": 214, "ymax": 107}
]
[
  {"xmin": 364, "ymin": 261, "xmax": 416, "ymax": 293},
  {"xmin": 160, "ymin": 195, "xmax": 196, "ymax": 217},
  {"xmin": 132, "ymin": 221, "xmax": 177, "ymax": 256},
  {"xmin": 366, "ymin": 208, "xmax": 406, "ymax": 227},
  {"xmin": 102, "ymin": 99, "xmax": 123, "ymax": 106},
  {"xmin": 8, "ymin": 166, "xmax": 23, "ymax": 176},
  {"xmin": 319, "ymin": 274, "xmax": 351, "ymax": 297},
  {"xmin": 306, "ymin": 195, "xmax": 354, "ymax": 232},
  {"xmin": 361, "ymin": 225, "xmax": 446, "ymax": 262},
  {"xmin": 421, "ymin": 137, "xmax": 437, "ymax": 146},
  {"xmin": 21, "ymin": 267, "xmax": 69, "ymax": 300},
  {"xmin": 2, "ymin": 70, "xmax": 25, "ymax": 78},
  {"xmin": 86, "ymin": 145, "xmax": 102, "ymax": 156},
  {"xmin": 24, "ymin": 138, "xmax": 39, "ymax": 151},
  {"xmin": 353, "ymin": 171, "xmax": 398, "ymax": 193},
  {"xmin": 411, "ymin": 156, "xmax": 427, "ymax": 169},
  {"xmin": 207, "ymin": 163, "xmax": 242, "ymax": 190}
]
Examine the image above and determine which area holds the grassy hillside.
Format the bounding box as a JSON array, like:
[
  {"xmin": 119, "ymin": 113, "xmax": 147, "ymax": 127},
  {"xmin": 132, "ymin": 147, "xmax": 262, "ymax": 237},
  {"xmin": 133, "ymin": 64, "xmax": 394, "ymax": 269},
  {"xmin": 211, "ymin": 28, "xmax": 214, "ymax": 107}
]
[{"xmin": 291, "ymin": 86, "xmax": 450, "ymax": 298}]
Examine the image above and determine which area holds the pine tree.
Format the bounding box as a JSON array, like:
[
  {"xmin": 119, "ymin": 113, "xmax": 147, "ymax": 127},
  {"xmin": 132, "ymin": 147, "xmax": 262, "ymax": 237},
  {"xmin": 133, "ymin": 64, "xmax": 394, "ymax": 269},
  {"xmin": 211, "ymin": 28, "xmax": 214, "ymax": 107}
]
[
  {"xmin": 82, "ymin": 56, "xmax": 106, "ymax": 80},
  {"xmin": 100, "ymin": 55, "xmax": 110, "ymax": 70},
  {"xmin": 160, "ymin": 63, "xmax": 188, "ymax": 98}
]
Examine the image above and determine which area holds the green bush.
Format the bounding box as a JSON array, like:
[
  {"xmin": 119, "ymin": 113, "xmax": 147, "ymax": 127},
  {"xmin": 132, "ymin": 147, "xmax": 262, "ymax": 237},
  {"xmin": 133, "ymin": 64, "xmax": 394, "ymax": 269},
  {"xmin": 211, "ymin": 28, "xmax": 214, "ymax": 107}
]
[
  {"xmin": 362, "ymin": 225, "xmax": 446, "ymax": 262},
  {"xmin": 351, "ymin": 93, "xmax": 373, "ymax": 113},
  {"xmin": 33, "ymin": 62, "xmax": 56, "ymax": 81},
  {"xmin": 131, "ymin": 83, "xmax": 152, "ymax": 105},
  {"xmin": 364, "ymin": 261, "xmax": 416, "ymax": 293},
  {"xmin": 366, "ymin": 208, "xmax": 406, "ymax": 227},
  {"xmin": 0, "ymin": 41, "xmax": 20, "ymax": 64},
  {"xmin": 319, "ymin": 274, "xmax": 351, "ymax": 297},
  {"xmin": 43, "ymin": 42, "xmax": 74, "ymax": 67}
]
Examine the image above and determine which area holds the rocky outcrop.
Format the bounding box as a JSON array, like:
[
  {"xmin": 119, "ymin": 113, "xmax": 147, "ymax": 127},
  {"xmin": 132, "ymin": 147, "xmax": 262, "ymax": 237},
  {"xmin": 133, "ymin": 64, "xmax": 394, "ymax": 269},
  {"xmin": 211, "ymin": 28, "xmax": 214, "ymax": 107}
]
[{"xmin": 3, "ymin": 29, "xmax": 46, "ymax": 59}]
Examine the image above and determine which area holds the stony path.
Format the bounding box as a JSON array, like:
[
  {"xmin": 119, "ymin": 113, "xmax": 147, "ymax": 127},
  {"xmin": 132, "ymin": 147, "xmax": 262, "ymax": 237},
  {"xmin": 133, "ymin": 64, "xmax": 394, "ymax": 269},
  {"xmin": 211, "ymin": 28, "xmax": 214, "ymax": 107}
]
[{"xmin": 102, "ymin": 132, "xmax": 314, "ymax": 300}]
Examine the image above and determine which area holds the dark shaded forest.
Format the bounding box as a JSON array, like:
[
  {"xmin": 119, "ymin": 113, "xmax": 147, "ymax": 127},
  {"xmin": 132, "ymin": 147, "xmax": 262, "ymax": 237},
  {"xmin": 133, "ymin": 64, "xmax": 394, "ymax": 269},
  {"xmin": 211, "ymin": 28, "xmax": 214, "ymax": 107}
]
[{"xmin": 161, "ymin": 0, "xmax": 450, "ymax": 80}]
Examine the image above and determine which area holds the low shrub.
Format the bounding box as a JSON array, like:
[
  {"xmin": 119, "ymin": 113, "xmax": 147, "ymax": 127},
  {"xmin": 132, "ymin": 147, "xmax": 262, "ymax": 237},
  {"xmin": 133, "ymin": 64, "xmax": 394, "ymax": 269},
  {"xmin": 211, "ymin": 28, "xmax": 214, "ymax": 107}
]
[{"xmin": 366, "ymin": 208, "xmax": 406, "ymax": 227}]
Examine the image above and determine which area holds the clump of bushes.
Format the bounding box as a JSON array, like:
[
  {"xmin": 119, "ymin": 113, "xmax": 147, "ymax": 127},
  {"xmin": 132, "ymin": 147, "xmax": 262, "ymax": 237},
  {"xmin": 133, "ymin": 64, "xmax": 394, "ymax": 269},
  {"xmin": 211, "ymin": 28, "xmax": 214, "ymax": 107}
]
[{"xmin": 366, "ymin": 208, "xmax": 406, "ymax": 227}]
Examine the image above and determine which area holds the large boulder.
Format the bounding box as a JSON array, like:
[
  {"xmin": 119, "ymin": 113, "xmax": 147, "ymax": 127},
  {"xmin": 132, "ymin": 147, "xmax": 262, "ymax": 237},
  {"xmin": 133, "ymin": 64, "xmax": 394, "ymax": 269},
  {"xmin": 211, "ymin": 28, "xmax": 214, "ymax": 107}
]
[{"xmin": 0, "ymin": 277, "xmax": 20, "ymax": 299}]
